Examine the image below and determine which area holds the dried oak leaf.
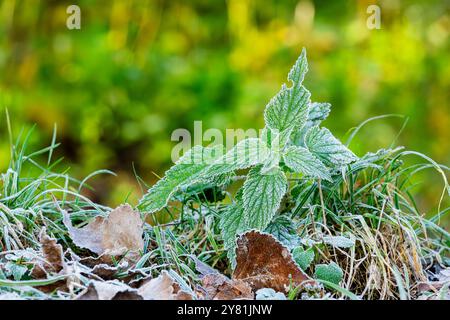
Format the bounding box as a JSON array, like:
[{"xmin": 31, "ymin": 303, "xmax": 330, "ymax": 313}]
[
  {"xmin": 31, "ymin": 228, "xmax": 65, "ymax": 278},
  {"xmin": 77, "ymin": 280, "xmax": 143, "ymax": 300},
  {"xmin": 200, "ymin": 273, "xmax": 254, "ymax": 300},
  {"xmin": 138, "ymin": 271, "xmax": 194, "ymax": 300},
  {"xmin": 63, "ymin": 204, "xmax": 144, "ymax": 262},
  {"xmin": 232, "ymin": 230, "xmax": 311, "ymax": 293},
  {"xmin": 89, "ymin": 264, "xmax": 121, "ymax": 280}
]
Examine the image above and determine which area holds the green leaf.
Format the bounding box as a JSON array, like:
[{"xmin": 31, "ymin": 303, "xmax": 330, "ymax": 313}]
[
  {"xmin": 256, "ymin": 288, "xmax": 287, "ymax": 300},
  {"xmin": 204, "ymin": 138, "xmax": 270, "ymax": 177},
  {"xmin": 305, "ymin": 126, "xmax": 357, "ymax": 167},
  {"xmin": 306, "ymin": 102, "xmax": 331, "ymax": 128},
  {"xmin": 219, "ymin": 202, "xmax": 246, "ymax": 251},
  {"xmin": 323, "ymin": 235, "xmax": 355, "ymax": 248},
  {"xmin": 314, "ymin": 262, "xmax": 343, "ymax": 285},
  {"xmin": 292, "ymin": 247, "xmax": 315, "ymax": 271},
  {"xmin": 261, "ymin": 150, "xmax": 281, "ymax": 175},
  {"xmin": 260, "ymin": 127, "xmax": 291, "ymax": 150},
  {"xmin": 176, "ymin": 181, "xmax": 226, "ymax": 203},
  {"xmin": 138, "ymin": 145, "xmax": 223, "ymax": 213},
  {"xmin": 263, "ymin": 47, "xmax": 310, "ymax": 135},
  {"xmin": 211, "ymin": 171, "xmax": 235, "ymax": 187},
  {"xmin": 264, "ymin": 85, "xmax": 311, "ymax": 134},
  {"xmin": 219, "ymin": 201, "xmax": 247, "ymax": 268},
  {"xmin": 287, "ymin": 47, "xmax": 308, "ymax": 86},
  {"xmin": 265, "ymin": 215, "xmax": 300, "ymax": 248},
  {"xmin": 242, "ymin": 166, "xmax": 287, "ymax": 230},
  {"xmin": 5, "ymin": 262, "xmax": 27, "ymax": 281},
  {"xmin": 283, "ymin": 145, "xmax": 331, "ymax": 181},
  {"xmin": 290, "ymin": 102, "xmax": 331, "ymax": 146},
  {"xmin": 139, "ymin": 138, "xmax": 271, "ymax": 213}
]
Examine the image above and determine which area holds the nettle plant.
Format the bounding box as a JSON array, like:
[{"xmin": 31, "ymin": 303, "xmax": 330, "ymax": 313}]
[{"xmin": 138, "ymin": 48, "xmax": 358, "ymax": 263}]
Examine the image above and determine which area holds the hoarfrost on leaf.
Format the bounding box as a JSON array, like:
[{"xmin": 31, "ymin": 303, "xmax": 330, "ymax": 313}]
[
  {"xmin": 242, "ymin": 166, "xmax": 287, "ymax": 230},
  {"xmin": 305, "ymin": 126, "xmax": 358, "ymax": 167}
]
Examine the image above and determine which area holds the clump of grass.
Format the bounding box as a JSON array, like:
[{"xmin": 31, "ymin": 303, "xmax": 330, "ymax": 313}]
[
  {"xmin": 0, "ymin": 118, "xmax": 112, "ymax": 252},
  {"xmin": 0, "ymin": 120, "xmax": 222, "ymax": 298},
  {"xmin": 287, "ymin": 145, "xmax": 449, "ymax": 299}
]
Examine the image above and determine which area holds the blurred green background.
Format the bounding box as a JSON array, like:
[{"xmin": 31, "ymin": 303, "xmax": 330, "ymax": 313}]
[{"xmin": 0, "ymin": 0, "xmax": 448, "ymax": 215}]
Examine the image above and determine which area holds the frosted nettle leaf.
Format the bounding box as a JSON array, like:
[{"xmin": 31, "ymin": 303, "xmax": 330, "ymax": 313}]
[
  {"xmin": 219, "ymin": 202, "xmax": 246, "ymax": 251},
  {"xmin": 265, "ymin": 215, "xmax": 301, "ymax": 249},
  {"xmin": 175, "ymin": 181, "xmax": 226, "ymax": 203},
  {"xmin": 263, "ymin": 47, "xmax": 310, "ymax": 136},
  {"xmin": 242, "ymin": 166, "xmax": 287, "ymax": 230},
  {"xmin": 287, "ymin": 47, "xmax": 308, "ymax": 86},
  {"xmin": 260, "ymin": 127, "xmax": 291, "ymax": 150},
  {"xmin": 219, "ymin": 200, "xmax": 248, "ymax": 267},
  {"xmin": 204, "ymin": 138, "xmax": 270, "ymax": 177},
  {"xmin": 301, "ymin": 238, "xmax": 319, "ymax": 247},
  {"xmin": 260, "ymin": 127, "xmax": 287, "ymax": 151},
  {"xmin": 323, "ymin": 235, "xmax": 355, "ymax": 248},
  {"xmin": 261, "ymin": 150, "xmax": 281, "ymax": 175},
  {"xmin": 220, "ymin": 138, "xmax": 269, "ymax": 166},
  {"xmin": 264, "ymin": 85, "xmax": 311, "ymax": 134},
  {"xmin": 211, "ymin": 171, "xmax": 234, "ymax": 187},
  {"xmin": 283, "ymin": 145, "xmax": 331, "ymax": 181},
  {"xmin": 5, "ymin": 262, "xmax": 28, "ymax": 281},
  {"xmin": 314, "ymin": 262, "xmax": 343, "ymax": 285},
  {"xmin": 138, "ymin": 145, "xmax": 223, "ymax": 213},
  {"xmin": 305, "ymin": 126, "xmax": 357, "ymax": 167},
  {"xmin": 306, "ymin": 102, "xmax": 331, "ymax": 128},
  {"xmin": 255, "ymin": 288, "xmax": 287, "ymax": 300},
  {"xmin": 290, "ymin": 102, "xmax": 331, "ymax": 146},
  {"xmin": 292, "ymin": 247, "xmax": 315, "ymax": 271}
]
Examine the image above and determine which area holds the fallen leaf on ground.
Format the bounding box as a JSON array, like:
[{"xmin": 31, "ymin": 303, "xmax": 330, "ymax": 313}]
[
  {"xmin": 200, "ymin": 273, "xmax": 254, "ymax": 300},
  {"xmin": 89, "ymin": 263, "xmax": 122, "ymax": 280},
  {"xmin": 31, "ymin": 228, "xmax": 65, "ymax": 278},
  {"xmin": 77, "ymin": 280, "xmax": 143, "ymax": 300},
  {"xmin": 62, "ymin": 204, "xmax": 144, "ymax": 262},
  {"xmin": 233, "ymin": 230, "xmax": 311, "ymax": 292},
  {"xmin": 138, "ymin": 271, "xmax": 194, "ymax": 300}
]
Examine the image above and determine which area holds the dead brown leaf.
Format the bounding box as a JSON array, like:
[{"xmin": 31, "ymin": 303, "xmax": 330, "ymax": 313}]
[
  {"xmin": 31, "ymin": 228, "xmax": 65, "ymax": 278},
  {"xmin": 90, "ymin": 263, "xmax": 121, "ymax": 280},
  {"xmin": 77, "ymin": 280, "xmax": 143, "ymax": 300},
  {"xmin": 233, "ymin": 230, "xmax": 311, "ymax": 293},
  {"xmin": 200, "ymin": 273, "xmax": 254, "ymax": 300},
  {"xmin": 63, "ymin": 204, "xmax": 144, "ymax": 262},
  {"xmin": 138, "ymin": 271, "xmax": 194, "ymax": 300},
  {"xmin": 78, "ymin": 270, "xmax": 196, "ymax": 300}
]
